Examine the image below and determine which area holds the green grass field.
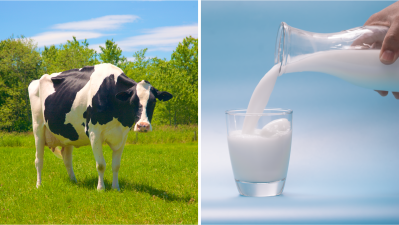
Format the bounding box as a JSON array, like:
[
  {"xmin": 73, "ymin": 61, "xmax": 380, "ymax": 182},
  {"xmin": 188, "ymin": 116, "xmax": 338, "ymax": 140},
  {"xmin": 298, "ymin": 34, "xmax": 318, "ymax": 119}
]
[{"xmin": 0, "ymin": 125, "xmax": 198, "ymax": 224}]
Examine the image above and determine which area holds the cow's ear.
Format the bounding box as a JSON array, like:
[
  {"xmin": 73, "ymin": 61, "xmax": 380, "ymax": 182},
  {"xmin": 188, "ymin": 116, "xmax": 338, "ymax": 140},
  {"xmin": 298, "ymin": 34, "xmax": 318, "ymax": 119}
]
[
  {"xmin": 151, "ymin": 87, "xmax": 173, "ymax": 101},
  {"xmin": 157, "ymin": 91, "xmax": 173, "ymax": 101},
  {"xmin": 51, "ymin": 77, "xmax": 65, "ymax": 85},
  {"xmin": 156, "ymin": 91, "xmax": 173, "ymax": 101},
  {"xmin": 116, "ymin": 89, "xmax": 134, "ymax": 101}
]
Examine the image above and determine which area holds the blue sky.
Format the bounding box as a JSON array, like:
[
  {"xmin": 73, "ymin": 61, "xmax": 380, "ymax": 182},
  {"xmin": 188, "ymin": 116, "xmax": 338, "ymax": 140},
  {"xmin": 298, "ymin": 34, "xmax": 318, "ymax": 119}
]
[{"xmin": 0, "ymin": 1, "xmax": 198, "ymax": 61}]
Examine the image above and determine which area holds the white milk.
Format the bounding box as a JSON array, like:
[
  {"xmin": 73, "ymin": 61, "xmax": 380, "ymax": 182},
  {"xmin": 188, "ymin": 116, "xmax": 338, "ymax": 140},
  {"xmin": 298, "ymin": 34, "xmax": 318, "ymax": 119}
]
[
  {"xmin": 285, "ymin": 49, "xmax": 399, "ymax": 92},
  {"xmin": 242, "ymin": 64, "xmax": 280, "ymax": 134},
  {"xmin": 228, "ymin": 119, "xmax": 292, "ymax": 183}
]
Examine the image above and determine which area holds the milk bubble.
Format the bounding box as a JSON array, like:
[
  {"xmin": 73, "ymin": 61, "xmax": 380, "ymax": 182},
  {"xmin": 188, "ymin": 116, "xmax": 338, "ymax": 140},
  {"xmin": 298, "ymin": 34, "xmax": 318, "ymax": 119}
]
[{"xmin": 260, "ymin": 118, "xmax": 291, "ymax": 138}]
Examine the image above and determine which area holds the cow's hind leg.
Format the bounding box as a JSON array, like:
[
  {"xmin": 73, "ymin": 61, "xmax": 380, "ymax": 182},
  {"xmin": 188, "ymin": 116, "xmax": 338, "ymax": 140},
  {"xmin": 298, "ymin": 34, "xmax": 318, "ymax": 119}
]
[
  {"xmin": 61, "ymin": 146, "xmax": 77, "ymax": 183},
  {"xmin": 33, "ymin": 124, "xmax": 45, "ymax": 188},
  {"xmin": 89, "ymin": 131, "xmax": 106, "ymax": 190}
]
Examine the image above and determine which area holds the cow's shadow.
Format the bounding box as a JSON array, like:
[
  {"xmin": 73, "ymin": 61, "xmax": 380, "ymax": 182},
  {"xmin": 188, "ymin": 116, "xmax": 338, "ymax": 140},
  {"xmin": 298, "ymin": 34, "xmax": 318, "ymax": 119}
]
[{"xmin": 76, "ymin": 177, "xmax": 195, "ymax": 203}]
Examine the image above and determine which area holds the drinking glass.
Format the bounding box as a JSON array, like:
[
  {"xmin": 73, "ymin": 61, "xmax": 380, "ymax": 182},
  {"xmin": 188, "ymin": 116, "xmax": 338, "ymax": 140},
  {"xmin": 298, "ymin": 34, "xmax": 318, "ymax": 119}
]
[{"xmin": 226, "ymin": 109, "xmax": 293, "ymax": 197}]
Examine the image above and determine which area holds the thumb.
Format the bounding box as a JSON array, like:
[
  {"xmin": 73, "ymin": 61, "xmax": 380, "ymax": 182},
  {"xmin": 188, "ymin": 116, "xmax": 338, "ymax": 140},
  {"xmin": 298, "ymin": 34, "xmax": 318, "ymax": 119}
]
[{"xmin": 380, "ymin": 21, "xmax": 399, "ymax": 65}]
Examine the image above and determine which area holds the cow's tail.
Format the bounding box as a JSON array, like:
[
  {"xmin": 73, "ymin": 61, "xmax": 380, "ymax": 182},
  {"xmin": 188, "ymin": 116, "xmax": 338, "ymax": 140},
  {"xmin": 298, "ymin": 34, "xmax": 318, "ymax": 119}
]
[{"xmin": 50, "ymin": 147, "xmax": 63, "ymax": 159}]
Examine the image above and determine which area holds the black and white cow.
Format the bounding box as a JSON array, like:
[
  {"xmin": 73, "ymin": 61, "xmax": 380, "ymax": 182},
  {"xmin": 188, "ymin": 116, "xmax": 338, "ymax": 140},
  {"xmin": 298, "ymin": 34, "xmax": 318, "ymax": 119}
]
[{"xmin": 28, "ymin": 63, "xmax": 172, "ymax": 190}]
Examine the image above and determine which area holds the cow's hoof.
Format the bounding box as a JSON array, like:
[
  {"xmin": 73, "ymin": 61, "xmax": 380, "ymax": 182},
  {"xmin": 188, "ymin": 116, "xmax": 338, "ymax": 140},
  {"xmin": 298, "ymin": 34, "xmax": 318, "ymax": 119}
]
[
  {"xmin": 112, "ymin": 186, "xmax": 120, "ymax": 191},
  {"xmin": 97, "ymin": 185, "xmax": 105, "ymax": 192},
  {"xmin": 36, "ymin": 183, "xmax": 41, "ymax": 188}
]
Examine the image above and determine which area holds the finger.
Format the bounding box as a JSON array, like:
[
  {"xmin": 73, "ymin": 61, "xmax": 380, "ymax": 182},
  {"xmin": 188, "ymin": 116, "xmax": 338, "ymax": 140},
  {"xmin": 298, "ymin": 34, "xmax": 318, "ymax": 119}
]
[
  {"xmin": 380, "ymin": 20, "xmax": 399, "ymax": 65},
  {"xmin": 351, "ymin": 26, "xmax": 387, "ymax": 48},
  {"xmin": 393, "ymin": 92, "xmax": 399, "ymax": 99},
  {"xmin": 375, "ymin": 90, "xmax": 389, "ymax": 96}
]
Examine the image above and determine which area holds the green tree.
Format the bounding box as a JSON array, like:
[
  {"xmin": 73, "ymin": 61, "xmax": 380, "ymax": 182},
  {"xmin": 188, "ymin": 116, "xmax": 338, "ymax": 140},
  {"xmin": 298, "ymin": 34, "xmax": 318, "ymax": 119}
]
[
  {"xmin": 41, "ymin": 36, "xmax": 99, "ymax": 74},
  {"xmin": 99, "ymin": 39, "xmax": 127, "ymax": 69},
  {"xmin": 125, "ymin": 48, "xmax": 150, "ymax": 82},
  {"xmin": 171, "ymin": 36, "xmax": 198, "ymax": 86},
  {"xmin": 0, "ymin": 36, "xmax": 42, "ymax": 131},
  {"xmin": 170, "ymin": 36, "xmax": 198, "ymax": 124}
]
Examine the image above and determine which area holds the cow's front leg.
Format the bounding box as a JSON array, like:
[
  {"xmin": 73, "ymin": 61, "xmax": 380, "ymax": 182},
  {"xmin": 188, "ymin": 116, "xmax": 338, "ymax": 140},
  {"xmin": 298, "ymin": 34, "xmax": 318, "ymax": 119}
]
[
  {"xmin": 61, "ymin": 146, "xmax": 77, "ymax": 182},
  {"xmin": 89, "ymin": 132, "xmax": 106, "ymax": 190},
  {"xmin": 111, "ymin": 146, "xmax": 124, "ymax": 191},
  {"xmin": 33, "ymin": 124, "xmax": 45, "ymax": 188}
]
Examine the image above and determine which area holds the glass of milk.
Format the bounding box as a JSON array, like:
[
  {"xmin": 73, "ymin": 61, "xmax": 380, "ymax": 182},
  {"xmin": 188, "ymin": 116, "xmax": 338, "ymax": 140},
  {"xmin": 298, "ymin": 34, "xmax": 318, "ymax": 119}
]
[{"xmin": 226, "ymin": 109, "xmax": 293, "ymax": 197}]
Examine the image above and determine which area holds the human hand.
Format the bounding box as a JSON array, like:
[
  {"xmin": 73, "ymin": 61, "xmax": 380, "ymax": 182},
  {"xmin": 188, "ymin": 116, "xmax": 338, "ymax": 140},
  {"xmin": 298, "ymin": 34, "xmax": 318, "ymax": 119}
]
[
  {"xmin": 364, "ymin": 2, "xmax": 399, "ymax": 99},
  {"xmin": 364, "ymin": 1, "xmax": 399, "ymax": 65}
]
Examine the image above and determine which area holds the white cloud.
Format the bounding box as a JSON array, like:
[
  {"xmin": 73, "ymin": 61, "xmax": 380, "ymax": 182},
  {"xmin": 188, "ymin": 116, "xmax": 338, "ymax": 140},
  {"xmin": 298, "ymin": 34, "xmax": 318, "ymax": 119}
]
[
  {"xmin": 32, "ymin": 31, "xmax": 107, "ymax": 47},
  {"xmin": 30, "ymin": 15, "xmax": 139, "ymax": 47},
  {"xmin": 116, "ymin": 24, "xmax": 198, "ymax": 52},
  {"xmin": 51, "ymin": 15, "xmax": 139, "ymax": 31},
  {"xmin": 32, "ymin": 18, "xmax": 198, "ymax": 55}
]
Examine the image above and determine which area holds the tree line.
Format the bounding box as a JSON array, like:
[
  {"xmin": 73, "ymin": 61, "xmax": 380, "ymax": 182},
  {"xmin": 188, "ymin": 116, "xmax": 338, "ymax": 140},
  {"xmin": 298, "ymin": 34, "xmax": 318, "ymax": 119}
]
[{"xmin": 0, "ymin": 35, "xmax": 198, "ymax": 132}]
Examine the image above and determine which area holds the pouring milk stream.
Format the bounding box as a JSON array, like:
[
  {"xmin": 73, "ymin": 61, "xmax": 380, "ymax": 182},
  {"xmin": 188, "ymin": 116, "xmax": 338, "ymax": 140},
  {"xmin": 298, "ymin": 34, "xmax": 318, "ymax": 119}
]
[{"xmin": 242, "ymin": 23, "xmax": 399, "ymax": 134}]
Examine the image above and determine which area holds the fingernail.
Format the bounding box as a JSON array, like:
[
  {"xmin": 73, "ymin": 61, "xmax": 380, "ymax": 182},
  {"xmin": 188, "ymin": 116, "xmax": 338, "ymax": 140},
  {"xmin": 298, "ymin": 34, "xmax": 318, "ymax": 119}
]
[
  {"xmin": 380, "ymin": 50, "xmax": 395, "ymax": 64},
  {"xmin": 375, "ymin": 90, "xmax": 388, "ymax": 96}
]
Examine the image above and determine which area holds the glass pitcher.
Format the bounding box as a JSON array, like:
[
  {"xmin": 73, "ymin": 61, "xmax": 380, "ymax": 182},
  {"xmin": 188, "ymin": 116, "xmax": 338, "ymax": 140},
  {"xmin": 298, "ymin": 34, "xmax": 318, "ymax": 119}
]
[{"xmin": 274, "ymin": 22, "xmax": 399, "ymax": 92}]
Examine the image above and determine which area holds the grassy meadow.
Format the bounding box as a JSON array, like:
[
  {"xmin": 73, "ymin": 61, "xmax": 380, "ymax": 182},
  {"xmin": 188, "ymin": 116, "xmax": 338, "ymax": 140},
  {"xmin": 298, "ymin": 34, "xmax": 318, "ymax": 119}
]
[{"xmin": 0, "ymin": 125, "xmax": 198, "ymax": 224}]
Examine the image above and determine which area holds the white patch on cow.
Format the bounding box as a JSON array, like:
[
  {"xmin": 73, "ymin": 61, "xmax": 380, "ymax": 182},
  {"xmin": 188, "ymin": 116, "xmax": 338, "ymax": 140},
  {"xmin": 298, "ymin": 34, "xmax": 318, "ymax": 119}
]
[
  {"xmin": 44, "ymin": 127, "xmax": 64, "ymax": 148},
  {"xmin": 64, "ymin": 80, "xmax": 91, "ymax": 147},
  {"xmin": 134, "ymin": 80, "xmax": 152, "ymax": 132},
  {"xmin": 88, "ymin": 117, "xmax": 130, "ymax": 151},
  {"xmin": 28, "ymin": 80, "xmax": 42, "ymax": 123},
  {"xmin": 88, "ymin": 64, "xmax": 124, "ymax": 103}
]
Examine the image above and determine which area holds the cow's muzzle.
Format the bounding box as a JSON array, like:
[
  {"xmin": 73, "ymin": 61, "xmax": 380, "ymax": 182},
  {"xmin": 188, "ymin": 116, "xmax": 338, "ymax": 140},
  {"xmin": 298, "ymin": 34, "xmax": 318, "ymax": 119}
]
[{"xmin": 136, "ymin": 122, "xmax": 151, "ymax": 132}]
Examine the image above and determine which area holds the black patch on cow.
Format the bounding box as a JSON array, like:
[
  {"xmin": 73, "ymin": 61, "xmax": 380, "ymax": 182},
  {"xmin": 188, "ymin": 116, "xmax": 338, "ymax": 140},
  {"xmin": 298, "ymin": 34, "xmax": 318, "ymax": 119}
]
[
  {"xmin": 44, "ymin": 66, "xmax": 94, "ymax": 141},
  {"xmin": 81, "ymin": 123, "xmax": 85, "ymax": 127},
  {"xmin": 146, "ymin": 94, "xmax": 156, "ymax": 123},
  {"xmin": 85, "ymin": 73, "xmax": 139, "ymax": 128},
  {"xmin": 83, "ymin": 110, "xmax": 89, "ymax": 137}
]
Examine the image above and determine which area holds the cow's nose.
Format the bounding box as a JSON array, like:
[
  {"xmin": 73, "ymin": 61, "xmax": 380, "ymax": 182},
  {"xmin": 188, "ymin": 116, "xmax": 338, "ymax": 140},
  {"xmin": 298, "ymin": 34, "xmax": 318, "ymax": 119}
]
[{"xmin": 137, "ymin": 122, "xmax": 150, "ymax": 131}]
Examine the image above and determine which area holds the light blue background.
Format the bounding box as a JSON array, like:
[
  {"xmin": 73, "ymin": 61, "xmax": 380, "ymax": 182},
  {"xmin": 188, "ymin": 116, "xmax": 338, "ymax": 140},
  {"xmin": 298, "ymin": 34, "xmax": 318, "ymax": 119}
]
[{"xmin": 201, "ymin": 1, "xmax": 399, "ymax": 224}]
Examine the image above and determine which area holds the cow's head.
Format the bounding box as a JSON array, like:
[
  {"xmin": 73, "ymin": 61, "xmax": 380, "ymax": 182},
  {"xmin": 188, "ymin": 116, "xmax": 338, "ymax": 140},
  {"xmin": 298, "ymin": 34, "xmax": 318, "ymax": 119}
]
[{"xmin": 116, "ymin": 80, "xmax": 173, "ymax": 132}]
